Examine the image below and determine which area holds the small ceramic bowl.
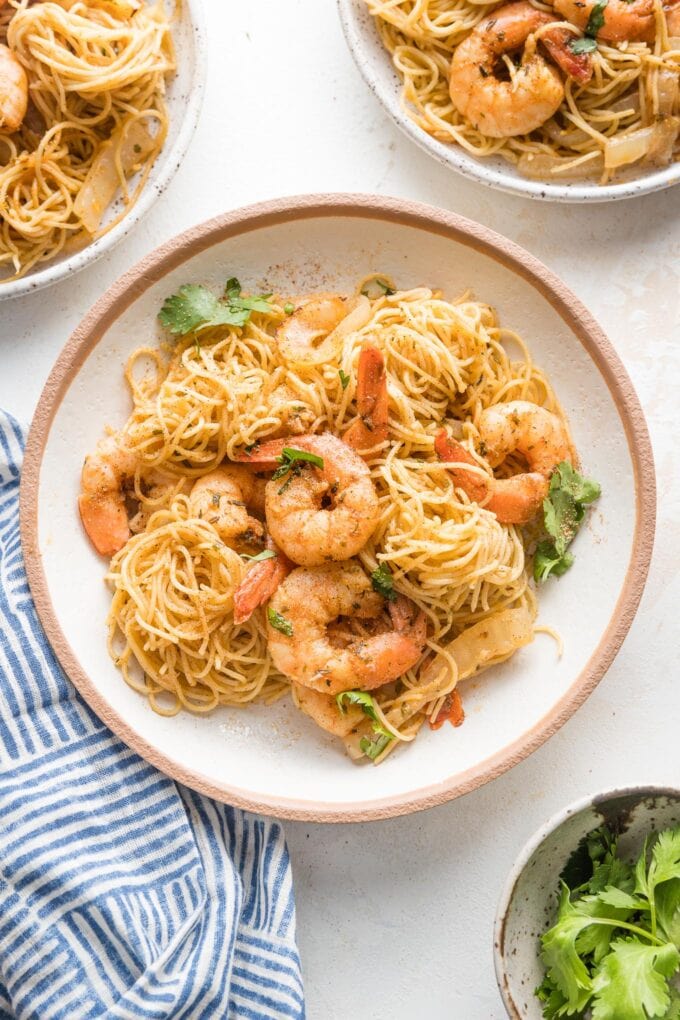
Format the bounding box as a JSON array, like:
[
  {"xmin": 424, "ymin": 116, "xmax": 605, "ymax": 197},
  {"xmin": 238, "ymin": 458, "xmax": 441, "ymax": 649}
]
[
  {"xmin": 0, "ymin": 0, "xmax": 206, "ymax": 301},
  {"xmin": 337, "ymin": 0, "xmax": 680, "ymax": 203},
  {"xmin": 494, "ymin": 786, "xmax": 680, "ymax": 1018}
]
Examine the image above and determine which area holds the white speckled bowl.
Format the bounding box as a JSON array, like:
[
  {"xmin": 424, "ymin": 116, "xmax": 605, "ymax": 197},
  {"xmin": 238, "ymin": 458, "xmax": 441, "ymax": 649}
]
[
  {"xmin": 0, "ymin": 0, "xmax": 206, "ymax": 302},
  {"xmin": 21, "ymin": 195, "xmax": 656, "ymax": 822},
  {"xmin": 337, "ymin": 0, "xmax": 680, "ymax": 203},
  {"xmin": 494, "ymin": 786, "xmax": 680, "ymax": 1018}
]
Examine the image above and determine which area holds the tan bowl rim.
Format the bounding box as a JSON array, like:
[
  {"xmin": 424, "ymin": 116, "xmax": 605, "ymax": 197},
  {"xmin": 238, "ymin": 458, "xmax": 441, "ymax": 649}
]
[
  {"xmin": 493, "ymin": 783, "xmax": 680, "ymax": 1018},
  {"xmin": 20, "ymin": 193, "xmax": 657, "ymax": 822}
]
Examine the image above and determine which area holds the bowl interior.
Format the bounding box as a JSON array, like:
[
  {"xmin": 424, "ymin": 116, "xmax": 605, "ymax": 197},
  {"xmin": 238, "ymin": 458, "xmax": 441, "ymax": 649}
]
[
  {"xmin": 496, "ymin": 788, "xmax": 680, "ymax": 1019},
  {"xmin": 0, "ymin": 0, "xmax": 205, "ymax": 300},
  {"xmin": 26, "ymin": 200, "xmax": 650, "ymax": 819},
  {"xmin": 337, "ymin": 0, "xmax": 680, "ymax": 203}
]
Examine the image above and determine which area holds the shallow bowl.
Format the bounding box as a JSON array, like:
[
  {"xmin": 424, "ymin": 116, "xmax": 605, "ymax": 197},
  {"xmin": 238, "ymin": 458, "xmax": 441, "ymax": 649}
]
[
  {"xmin": 494, "ymin": 785, "xmax": 680, "ymax": 1018},
  {"xmin": 0, "ymin": 0, "xmax": 206, "ymax": 301},
  {"xmin": 337, "ymin": 0, "xmax": 680, "ymax": 203},
  {"xmin": 21, "ymin": 194, "xmax": 655, "ymax": 821}
]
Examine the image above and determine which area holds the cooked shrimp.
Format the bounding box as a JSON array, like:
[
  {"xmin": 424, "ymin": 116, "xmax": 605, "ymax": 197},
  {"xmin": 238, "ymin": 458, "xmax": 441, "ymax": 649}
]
[
  {"xmin": 236, "ymin": 433, "xmax": 380, "ymax": 567},
  {"xmin": 189, "ymin": 465, "xmax": 267, "ymax": 551},
  {"xmin": 0, "ymin": 44, "xmax": 28, "ymax": 133},
  {"xmin": 344, "ymin": 344, "xmax": 389, "ymax": 454},
  {"xmin": 276, "ymin": 294, "xmax": 349, "ymax": 364},
  {"xmin": 436, "ymin": 400, "xmax": 572, "ymax": 525},
  {"xmin": 449, "ymin": 1, "xmax": 592, "ymax": 139},
  {"xmin": 79, "ymin": 434, "xmax": 139, "ymax": 557},
  {"xmin": 233, "ymin": 537, "xmax": 293, "ymax": 625},
  {"xmin": 267, "ymin": 562, "xmax": 427, "ymax": 695},
  {"xmin": 554, "ymin": 0, "xmax": 679, "ymax": 41}
]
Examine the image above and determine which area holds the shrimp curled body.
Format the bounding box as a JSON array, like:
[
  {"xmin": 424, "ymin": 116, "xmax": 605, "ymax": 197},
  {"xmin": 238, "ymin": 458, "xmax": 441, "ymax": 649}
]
[
  {"xmin": 437, "ymin": 400, "xmax": 572, "ymax": 525},
  {"xmin": 267, "ymin": 562, "xmax": 427, "ymax": 695},
  {"xmin": 237, "ymin": 433, "xmax": 380, "ymax": 567},
  {"xmin": 188, "ymin": 465, "xmax": 267, "ymax": 551},
  {"xmin": 449, "ymin": 1, "xmax": 592, "ymax": 139},
  {"xmin": 79, "ymin": 434, "xmax": 139, "ymax": 557},
  {"xmin": 0, "ymin": 44, "xmax": 28, "ymax": 133}
]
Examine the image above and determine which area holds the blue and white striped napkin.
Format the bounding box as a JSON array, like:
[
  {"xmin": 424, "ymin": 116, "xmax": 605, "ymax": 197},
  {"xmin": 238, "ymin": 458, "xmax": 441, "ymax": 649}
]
[{"xmin": 0, "ymin": 411, "xmax": 305, "ymax": 1020}]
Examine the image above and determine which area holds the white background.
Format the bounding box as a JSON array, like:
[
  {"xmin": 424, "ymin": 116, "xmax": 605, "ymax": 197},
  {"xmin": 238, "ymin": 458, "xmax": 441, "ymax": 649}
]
[{"xmin": 2, "ymin": 2, "xmax": 679, "ymax": 1017}]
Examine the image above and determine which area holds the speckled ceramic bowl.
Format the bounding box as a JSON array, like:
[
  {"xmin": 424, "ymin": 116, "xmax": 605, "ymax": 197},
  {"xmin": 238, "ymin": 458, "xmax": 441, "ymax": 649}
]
[
  {"xmin": 494, "ymin": 786, "xmax": 680, "ymax": 1018},
  {"xmin": 0, "ymin": 0, "xmax": 206, "ymax": 302},
  {"xmin": 337, "ymin": 0, "xmax": 680, "ymax": 203}
]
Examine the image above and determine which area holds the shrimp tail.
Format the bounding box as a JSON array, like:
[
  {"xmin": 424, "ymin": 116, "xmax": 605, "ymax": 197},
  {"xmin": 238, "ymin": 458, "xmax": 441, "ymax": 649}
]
[
  {"xmin": 344, "ymin": 344, "xmax": 389, "ymax": 452},
  {"xmin": 430, "ymin": 689, "xmax": 465, "ymax": 730},
  {"xmin": 542, "ymin": 28, "xmax": 593, "ymax": 85},
  {"xmin": 233, "ymin": 540, "xmax": 293, "ymax": 625},
  {"xmin": 233, "ymin": 438, "xmax": 289, "ymax": 467}
]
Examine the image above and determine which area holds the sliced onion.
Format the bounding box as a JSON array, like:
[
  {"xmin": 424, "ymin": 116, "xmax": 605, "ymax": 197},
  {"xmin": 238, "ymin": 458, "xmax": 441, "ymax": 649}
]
[
  {"xmin": 645, "ymin": 116, "xmax": 679, "ymax": 166},
  {"xmin": 656, "ymin": 69, "xmax": 679, "ymax": 118},
  {"xmin": 604, "ymin": 125, "xmax": 656, "ymax": 169},
  {"xmin": 325, "ymin": 294, "xmax": 372, "ymax": 346},
  {"xmin": 74, "ymin": 119, "xmax": 157, "ymax": 234},
  {"xmin": 421, "ymin": 607, "xmax": 534, "ymax": 689}
]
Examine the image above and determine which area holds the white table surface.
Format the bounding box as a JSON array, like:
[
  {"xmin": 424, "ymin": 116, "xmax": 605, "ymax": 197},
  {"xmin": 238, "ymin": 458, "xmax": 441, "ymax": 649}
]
[{"xmin": 2, "ymin": 2, "xmax": 679, "ymax": 1017}]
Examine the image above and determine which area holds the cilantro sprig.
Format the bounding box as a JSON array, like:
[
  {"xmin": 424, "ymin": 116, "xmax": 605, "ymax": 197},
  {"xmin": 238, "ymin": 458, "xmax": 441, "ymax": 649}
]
[
  {"xmin": 569, "ymin": 0, "xmax": 608, "ymax": 53},
  {"xmin": 158, "ymin": 277, "xmax": 272, "ymax": 336},
  {"xmin": 271, "ymin": 447, "xmax": 325, "ymax": 492},
  {"xmin": 370, "ymin": 562, "xmax": 397, "ymax": 602},
  {"xmin": 536, "ymin": 824, "xmax": 680, "ymax": 1019},
  {"xmin": 337, "ymin": 690, "xmax": 394, "ymax": 761},
  {"xmin": 534, "ymin": 461, "xmax": 601, "ymax": 583}
]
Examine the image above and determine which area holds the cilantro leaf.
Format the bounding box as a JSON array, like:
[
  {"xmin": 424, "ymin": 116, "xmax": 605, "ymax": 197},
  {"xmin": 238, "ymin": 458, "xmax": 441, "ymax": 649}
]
[
  {"xmin": 534, "ymin": 462, "xmax": 600, "ymax": 584},
  {"xmin": 371, "ymin": 562, "xmax": 397, "ymax": 602},
  {"xmin": 591, "ymin": 940, "xmax": 680, "ymax": 1020},
  {"xmin": 336, "ymin": 689, "xmax": 382, "ymax": 723},
  {"xmin": 570, "ymin": 35, "xmax": 598, "ymax": 52},
  {"xmin": 270, "ymin": 446, "xmax": 324, "ymax": 482},
  {"xmin": 585, "ymin": 0, "xmax": 609, "ymax": 37},
  {"xmin": 534, "ymin": 540, "xmax": 574, "ymax": 583},
  {"xmin": 540, "ymin": 885, "xmax": 595, "ymax": 1010},
  {"xmin": 267, "ymin": 607, "xmax": 293, "ymax": 636},
  {"xmin": 359, "ymin": 731, "xmax": 392, "ymax": 760},
  {"xmin": 339, "ymin": 369, "xmax": 351, "ymax": 390},
  {"xmin": 656, "ymin": 880, "xmax": 680, "ymax": 946},
  {"xmin": 158, "ymin": 279, "xmax": 272, "ymax": 336},
  {"xmin": 337, "ymin": 690, "xmax": 394, "ymax": 760},
  {"xmin": 649, "ymin": 829, "xmax": 680, "ymax": 890}
]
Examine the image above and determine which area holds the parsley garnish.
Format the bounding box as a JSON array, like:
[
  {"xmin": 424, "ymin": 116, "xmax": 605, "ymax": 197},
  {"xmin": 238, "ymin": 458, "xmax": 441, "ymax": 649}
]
[
  {"xmin": 536, "ymin": 824, "xmax": 680, "ymax": 1020},
  {"xmin": 534, "ymin": 462, "xmax": 600, "ymax": 583},
  {"xmin": 371, "ymin": 562, "xmax": 397, "ymax": 602},
  {"xmin": 158, "ymin": 277, "xmax": 272, "ymax": 336},
  {"xmin": 241, "ymin": 549, "xmax": 276, "ymax": 563},
  {"xmin": 271, "ymin": 446, "xmax": 324, "ymax": 482},
  {"xmin": 339, "ymin": 369, "xmax": 351, "ymax": 390},
  {"xmin": 267, "ymin": 607, "xmax": 293, "ymax": 636},
  {"xmin": 570, "ymin": 0, "xmax": 608, "ymax": 51}
]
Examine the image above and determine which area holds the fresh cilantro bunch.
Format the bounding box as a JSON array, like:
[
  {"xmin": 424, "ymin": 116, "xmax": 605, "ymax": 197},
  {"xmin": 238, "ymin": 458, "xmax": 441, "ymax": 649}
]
[
  {"xmin": 158, "ymin": 277, "xmax": 272, "ymax": 336},
  {"xmin": 534, "ymin": 461, "xmax": 601, "ymax": 583},
  {"xmin": 536, "ymin": 824, "xmax": 680, "ymax": 1019},
  {"xmin": 337, "ymin": 690, "xmax": 393, "ymax": 760}
]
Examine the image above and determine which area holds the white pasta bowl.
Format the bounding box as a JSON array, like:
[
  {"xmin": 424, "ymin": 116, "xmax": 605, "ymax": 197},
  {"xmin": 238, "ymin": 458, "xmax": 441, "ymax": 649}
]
[
  {"xmin": 337, "ymin": 0, "xmax": 680, "ymax": 203},
  {"xmin": 21, "ymin": 194, "xmax": 655, "ymax": 821},
  {"xmin": 0, "ymin": 0, "xmax": 206, "ymax": 302},
  {"xmin": 494, "ymin": 786, "xmax": 680, "ymax": 1018}
]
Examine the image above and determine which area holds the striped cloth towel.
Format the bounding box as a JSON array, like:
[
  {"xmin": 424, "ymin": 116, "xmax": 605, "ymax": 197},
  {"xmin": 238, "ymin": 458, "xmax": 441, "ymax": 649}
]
[{"xmin": 0, "ymin": 411, "xmax": 305, "ymax": 1020}]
